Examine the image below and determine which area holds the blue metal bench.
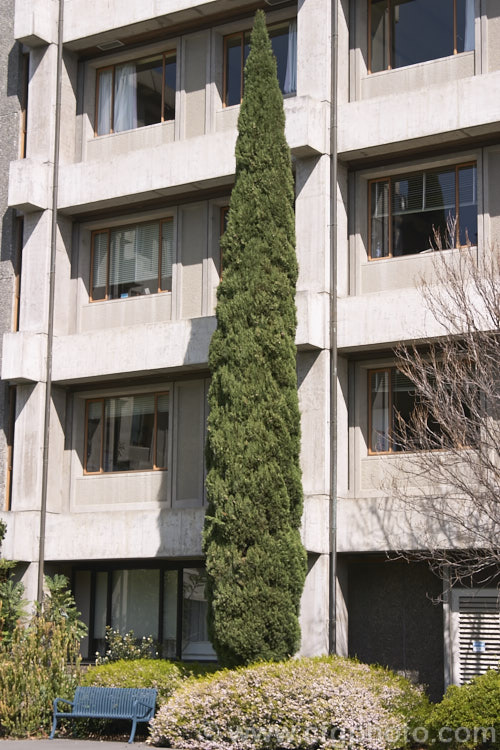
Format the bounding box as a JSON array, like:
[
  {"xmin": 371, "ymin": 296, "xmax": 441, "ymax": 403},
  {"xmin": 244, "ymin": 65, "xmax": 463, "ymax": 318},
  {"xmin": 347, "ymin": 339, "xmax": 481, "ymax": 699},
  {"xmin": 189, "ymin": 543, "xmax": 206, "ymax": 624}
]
[{"xmin": 50, "ymin": 686, "xmax": 157, "ymax": 743}]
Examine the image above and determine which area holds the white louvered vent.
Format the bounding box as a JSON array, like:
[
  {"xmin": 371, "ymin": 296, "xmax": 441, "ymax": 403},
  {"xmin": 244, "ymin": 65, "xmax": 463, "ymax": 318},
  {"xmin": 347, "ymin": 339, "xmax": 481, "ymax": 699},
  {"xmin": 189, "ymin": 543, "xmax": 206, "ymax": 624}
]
[{"xmin": 457, "ymin": 593, "xmax": 500, "ymax": 684}]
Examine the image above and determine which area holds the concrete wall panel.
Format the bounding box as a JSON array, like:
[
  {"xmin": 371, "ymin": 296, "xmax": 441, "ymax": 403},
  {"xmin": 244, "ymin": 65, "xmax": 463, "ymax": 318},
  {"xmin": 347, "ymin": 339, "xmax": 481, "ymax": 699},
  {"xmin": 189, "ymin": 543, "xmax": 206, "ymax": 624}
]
[{"xmin": 172, "ymin": 379, "xmax": 205, "ymax": 508}]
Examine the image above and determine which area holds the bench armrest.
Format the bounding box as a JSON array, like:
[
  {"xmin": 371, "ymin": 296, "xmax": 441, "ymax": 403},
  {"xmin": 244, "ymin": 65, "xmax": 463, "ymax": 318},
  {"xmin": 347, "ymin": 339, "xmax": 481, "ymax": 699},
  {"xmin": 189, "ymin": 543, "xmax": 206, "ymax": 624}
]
[
  {"xmin": 53, "ymin": 697, "xmax": 74, "ymax": 712},
  {"xmin": 133, "ymin": 699, "xmax": 155, "ymax": 717}
]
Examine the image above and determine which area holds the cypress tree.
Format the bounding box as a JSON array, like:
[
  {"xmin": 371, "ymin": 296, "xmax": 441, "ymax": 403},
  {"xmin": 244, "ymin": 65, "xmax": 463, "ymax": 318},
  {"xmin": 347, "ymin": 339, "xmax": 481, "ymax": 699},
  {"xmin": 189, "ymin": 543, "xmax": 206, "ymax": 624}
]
[{"xmin": 203, "ymin": 9, "xmax": 307, "ymax": 667}]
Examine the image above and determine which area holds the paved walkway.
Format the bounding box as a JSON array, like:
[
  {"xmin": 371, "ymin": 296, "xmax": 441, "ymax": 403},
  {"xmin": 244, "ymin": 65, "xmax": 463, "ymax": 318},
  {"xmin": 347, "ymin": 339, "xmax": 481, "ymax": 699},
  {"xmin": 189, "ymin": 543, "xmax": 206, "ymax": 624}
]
[{"xmin": 0, "ymin": 742, "xmax": 149, "ymax": 749}]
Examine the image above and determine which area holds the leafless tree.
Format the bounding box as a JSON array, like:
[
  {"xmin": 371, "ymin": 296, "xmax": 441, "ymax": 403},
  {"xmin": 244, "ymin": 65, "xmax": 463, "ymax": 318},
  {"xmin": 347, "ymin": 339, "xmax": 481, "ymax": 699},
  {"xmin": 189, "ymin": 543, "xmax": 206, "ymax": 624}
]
[{"xmin": 385, "ymin": 237, "xmax": 500, "ymax": 588}]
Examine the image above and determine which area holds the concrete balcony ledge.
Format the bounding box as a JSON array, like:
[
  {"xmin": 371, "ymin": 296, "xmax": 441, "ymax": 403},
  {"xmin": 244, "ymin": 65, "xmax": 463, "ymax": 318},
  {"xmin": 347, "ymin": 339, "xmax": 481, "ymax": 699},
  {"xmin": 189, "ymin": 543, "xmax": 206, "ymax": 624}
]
[
  {"xmin": 58, "ymin": 100, "xmax": 327, "ymax": 214},
  {"xmin": 14, "ymin": 0, "xmax": 58, "ymax": 46},
  {"xmin": 1, "ymin": 331, "xmax": 47, "ymax": 383},
  {"xmin": 51, "ymin": 316, "xmax": 216, "ymax": 384},
  {"xmin": 62, "ymin": 0, "xmax": 258, "ymax": 50},
  {"xmin": 8, "ymin": 159, "xmax": 52, "ymax": 212},
  {"xmin": 339, "ymin": 70, "xmax": 500, "ymax": 160},
  {"xmin": 337, "ymin": 289, "xmax": 447, "ymax": 353}
]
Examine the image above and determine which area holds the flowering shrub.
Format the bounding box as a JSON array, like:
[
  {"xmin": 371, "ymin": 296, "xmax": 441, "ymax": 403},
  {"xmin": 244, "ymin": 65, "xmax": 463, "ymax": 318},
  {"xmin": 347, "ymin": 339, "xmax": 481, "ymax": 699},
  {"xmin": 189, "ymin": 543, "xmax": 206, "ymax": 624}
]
[
  {"xmin": 95, "ymin": 627, "xmax": 157, "ymax": 664},
  {"xmin": 148, "ymin": 656, "xmax": 428, "ymax": 750},
  {"xmin": 83, "ymin": 659, "xmax": 184, "ymax": 703},
  {"xmin": 425, "ymin": 669, "xmax": 500, "ymax": 749}
]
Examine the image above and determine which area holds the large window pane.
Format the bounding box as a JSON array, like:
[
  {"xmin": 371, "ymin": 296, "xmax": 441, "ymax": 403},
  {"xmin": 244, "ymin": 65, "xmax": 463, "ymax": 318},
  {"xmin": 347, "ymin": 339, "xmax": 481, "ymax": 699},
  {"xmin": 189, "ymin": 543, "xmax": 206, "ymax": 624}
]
[
  {"xmin": 163, "ymin": 570, "xmax": 178, "ymax": 659},
  {"xmin": 111, "ymin": 569, "xmax": 159, "ymax": 641},
  {"xmin": 103, "ymin": 395, "xmax": 155, "ymax": 472},
  {"xmin": 458, "ymin": 165, "xmax": 477, "ymax": 246},
  {"xmin": 370, "ymin": 0, "xmax": 389, "ymax": 73},
  {"xmin": 105, "ymin": 221, "xmax": 164, "ymax": 299},
  {"xmin": 370, "ymin": 180, "xmax": 389, "ymax": 258},
  {"xmin": 94, "ymin": 571, "xmax": 108, "ymax": 657},
  {"xmin": 161, "ymin": 220, "xmax": 174, "ymax": 292},
  {"xmin": 392, "ymin": 370, "xmax": 416, "ymax": 452},
  {"xmin": 182, "ymin": 568, "xmax": 216, "ymax": 660},
  {"xmin": 91, "ymin": 231, "xmax": 108, "ymax": 300},
  {"xmin": 392, "ymin": 0, "xmax": 454, "ymax": 69},
  {"xmin": 156, "ymin": 393, "xmax": 169, "ymax": 469},
  {"xmin": 164, "ymin": 55, "xmax": 176, "ymax": 121},
  {"xmin": 225, "ymin": 35, "xmax": 242, "ymax": 106},
  {"xmin": 97, "ymin": 69, "xmax": 113, "ymax": 136},
  {"xmin": 135, "ymin": 56, "xmax": 163, "ymax": 128},
  {"xmin": 86, "ymin": 401, "xmax": 103, "ymax": 473},
  {"xmin": 270, "ymin": 24, "xmax": 296, "ymax": 94},
  {"xmin": 370, "ymin": 371, "xmax": 390, "ymax": 453}
]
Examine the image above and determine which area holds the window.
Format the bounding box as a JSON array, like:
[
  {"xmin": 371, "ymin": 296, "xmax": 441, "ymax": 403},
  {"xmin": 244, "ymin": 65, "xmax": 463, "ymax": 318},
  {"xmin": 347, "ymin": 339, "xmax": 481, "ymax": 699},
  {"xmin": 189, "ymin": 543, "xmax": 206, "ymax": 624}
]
[
  {"xmin": 368, "ymin": 367, "xmax": 475, "ymax": 453},
  {"xmin": 369, "ymin": 163, "xmax": 477, "ymax": 259},
  {"xmin": 369, "ymin": 0, "xmax": 475, "ymax": 73},
  {"xmin": 90, "ymin": 218, "xmax": 173, "ymax": 300},
  {"xmin": 96, "ymin": 51, "xmax": 176, "ymax": 135},
  {"xmin": 224, "ymin": 19, "xmax": 297, "ymax": 106},
  {"xmin": 73, "ymin": 564, "xmax": 216, "ymax": 661},
  {"xmin": 85, "ymin": 392, "xmax": 169, "ymax": 473}
]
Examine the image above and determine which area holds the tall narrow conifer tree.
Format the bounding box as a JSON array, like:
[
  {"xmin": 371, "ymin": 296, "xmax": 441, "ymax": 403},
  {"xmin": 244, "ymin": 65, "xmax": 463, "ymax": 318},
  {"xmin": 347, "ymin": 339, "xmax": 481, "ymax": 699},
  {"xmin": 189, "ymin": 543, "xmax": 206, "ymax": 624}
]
[{"xmin": 203, "ymin": 10, "xmax": 307, "ymax": 666}]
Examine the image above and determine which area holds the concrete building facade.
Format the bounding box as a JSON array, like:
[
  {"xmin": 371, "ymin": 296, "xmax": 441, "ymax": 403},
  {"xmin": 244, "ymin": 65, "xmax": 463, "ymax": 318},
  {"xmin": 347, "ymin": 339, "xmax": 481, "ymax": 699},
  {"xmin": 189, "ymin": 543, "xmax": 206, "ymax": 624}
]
[{"xmin": 1, "ymin": 0, "xmax": 499, "ymax": 697}]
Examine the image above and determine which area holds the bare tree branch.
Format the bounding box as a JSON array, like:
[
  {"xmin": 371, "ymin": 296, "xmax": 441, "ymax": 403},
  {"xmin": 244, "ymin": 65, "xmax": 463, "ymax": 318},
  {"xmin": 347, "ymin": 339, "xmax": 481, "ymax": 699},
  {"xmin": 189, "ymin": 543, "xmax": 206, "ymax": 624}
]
[{"xmin": 383, "ymin": 244, "xmax": 500, "ymax": 589}]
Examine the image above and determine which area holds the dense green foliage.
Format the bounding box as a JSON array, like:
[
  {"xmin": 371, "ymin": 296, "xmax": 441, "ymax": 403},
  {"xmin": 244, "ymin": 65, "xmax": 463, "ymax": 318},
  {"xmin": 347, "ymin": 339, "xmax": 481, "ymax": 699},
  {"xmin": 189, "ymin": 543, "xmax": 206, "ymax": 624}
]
[
  {"xmin": 425, "ymin": 669, "xmax": 500, "ymax": 749},
  {"xmin": 0, "ymin": 520, "xmax": 27, "ymax": 646},
  {"xmin": 149, "ymin": 655, "xmax": 429, "ymax": 750},
  {"xmin": 0, "ymin": 577, "xmax": 85, "ymax": 737},
  {"xmin": 203, "ymin": 9, "xmax": 306, "ymax": 667},
  {"xmin": 83, "ymin": 658, "xmax": 183, "ymax": 703}
]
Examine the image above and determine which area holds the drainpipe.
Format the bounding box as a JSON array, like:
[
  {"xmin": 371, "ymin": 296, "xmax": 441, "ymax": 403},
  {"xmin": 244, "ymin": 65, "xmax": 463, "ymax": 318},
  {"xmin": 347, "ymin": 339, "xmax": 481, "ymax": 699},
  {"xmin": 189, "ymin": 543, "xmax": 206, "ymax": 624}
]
[
  {"xmin": 328, "ymin": 0, "xmax": 339, "ymax": 654},
  {"xmin": 37, "ymin": 0, "xmax": 64, "ymax": 603}
]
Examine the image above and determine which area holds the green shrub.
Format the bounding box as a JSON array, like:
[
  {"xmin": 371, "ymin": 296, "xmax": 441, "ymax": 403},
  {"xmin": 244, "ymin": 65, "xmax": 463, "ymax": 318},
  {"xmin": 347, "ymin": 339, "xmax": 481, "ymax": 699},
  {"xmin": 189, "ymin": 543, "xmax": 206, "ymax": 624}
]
[
  {"xmin": 149, "ymin": 656, "xmax": 428, "ymax": 750},
  {"xmin": 0, "ymin": 615, "xmax": 81, "ymax": 737},
  {"xmin": 95, "ymin": 626, "xmax": 157, "ymax": 664},
  {"xmin": 83, "ymin": 658, "xmax": 183, "ymax": 703},
  {"xmin": 425, "ymin": 669, "xmax": 500, "ymax": 749}
]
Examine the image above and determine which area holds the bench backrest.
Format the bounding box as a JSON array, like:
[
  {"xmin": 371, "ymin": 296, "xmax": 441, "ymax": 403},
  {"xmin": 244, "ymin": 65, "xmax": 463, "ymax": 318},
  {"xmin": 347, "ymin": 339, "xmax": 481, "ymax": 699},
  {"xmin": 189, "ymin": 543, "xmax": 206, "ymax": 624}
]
[{"xmin": 73, "ymin": 687, "xmax": 157, "ymax": 719}]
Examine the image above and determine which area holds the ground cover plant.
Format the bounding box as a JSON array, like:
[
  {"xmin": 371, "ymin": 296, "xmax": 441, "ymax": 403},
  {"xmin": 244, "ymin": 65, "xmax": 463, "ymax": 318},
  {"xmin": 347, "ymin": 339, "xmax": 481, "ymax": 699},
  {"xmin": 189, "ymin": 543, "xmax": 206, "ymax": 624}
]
[{"xmin": 149, "ymin": 655, "xmax": 429, "ymax": 750}]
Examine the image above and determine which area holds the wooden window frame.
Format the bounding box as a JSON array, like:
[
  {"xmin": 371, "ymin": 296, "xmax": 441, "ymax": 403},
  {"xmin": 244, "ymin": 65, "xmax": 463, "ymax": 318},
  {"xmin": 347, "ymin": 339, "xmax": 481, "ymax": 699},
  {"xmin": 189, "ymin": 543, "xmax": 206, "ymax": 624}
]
[
  {"xmin": 367, "ymin": 162, "xmax": 477, "ymax": 261},
  {"xmin": 94, "ymin": 51, "xmax": 176, "ymax": 137},
  {"xmin": 89, "ymin": 217, "xmax": 174, "ymax": 302},
  {"xmin": 368, "ymin": 0, "xmax": 469, "ymax": 74},
  {"xmin": 84, "ymin": 391, "xmax": 169, "ymax": 475}
]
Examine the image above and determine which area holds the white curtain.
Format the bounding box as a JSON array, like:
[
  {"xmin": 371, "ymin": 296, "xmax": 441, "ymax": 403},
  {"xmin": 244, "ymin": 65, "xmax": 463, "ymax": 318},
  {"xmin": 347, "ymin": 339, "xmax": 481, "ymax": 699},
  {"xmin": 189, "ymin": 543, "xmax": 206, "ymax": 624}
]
[
  {"xmin": 464, "ymin": 0, "xmax": 475, "ymax": 52},
  {"xmin": 283, "ymin": 20, "xmax": 297, "ymax": 95},
  {"xmin": 97, "ymin": 69, "xmax": 112, "ymax": 136},
  {"xmin": 114, "ymin": 63, "xmax": 137, "ymax": 132}
]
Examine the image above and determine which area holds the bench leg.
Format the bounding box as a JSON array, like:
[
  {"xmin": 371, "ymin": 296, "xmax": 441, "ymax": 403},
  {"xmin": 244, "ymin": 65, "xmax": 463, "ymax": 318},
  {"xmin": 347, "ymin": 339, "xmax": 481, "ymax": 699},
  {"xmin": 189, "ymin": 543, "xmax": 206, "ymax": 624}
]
[
  {"xmin": 49, "ymin": 715, "xmax": 57, "ymax": 740},
  {"xmin": 128, "ymin": 718, "xmax": 138, "ymax": 744}
]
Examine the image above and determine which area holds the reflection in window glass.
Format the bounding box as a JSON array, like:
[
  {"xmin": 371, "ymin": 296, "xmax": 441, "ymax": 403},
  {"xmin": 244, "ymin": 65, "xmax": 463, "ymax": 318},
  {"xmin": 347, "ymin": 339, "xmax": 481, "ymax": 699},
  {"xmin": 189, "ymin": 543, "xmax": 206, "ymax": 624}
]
[
  {"xmin": 163, "ymin": 571, "xmax": 178, "ymax": 659},
  {"xmin": 85, "ymin": 392, "xmax": 169, "ymax": 474},
  {"xmin": 369, "ymin": 0, "xmax": 474, "ymax": 73},
  {"xmin": 112, "ymin": 569, "xmax": 159, "ymax": 641},
  {"xmin": 370, "ymin": 371, "xmax": 390, "ymax": 453},
  {"xmin": 182, "ymin": 568, "xmax": 216, "ymax": 660},
  {"xmin": 369, "ymin": 164, "xmax": 477, "ymax": 259}
]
